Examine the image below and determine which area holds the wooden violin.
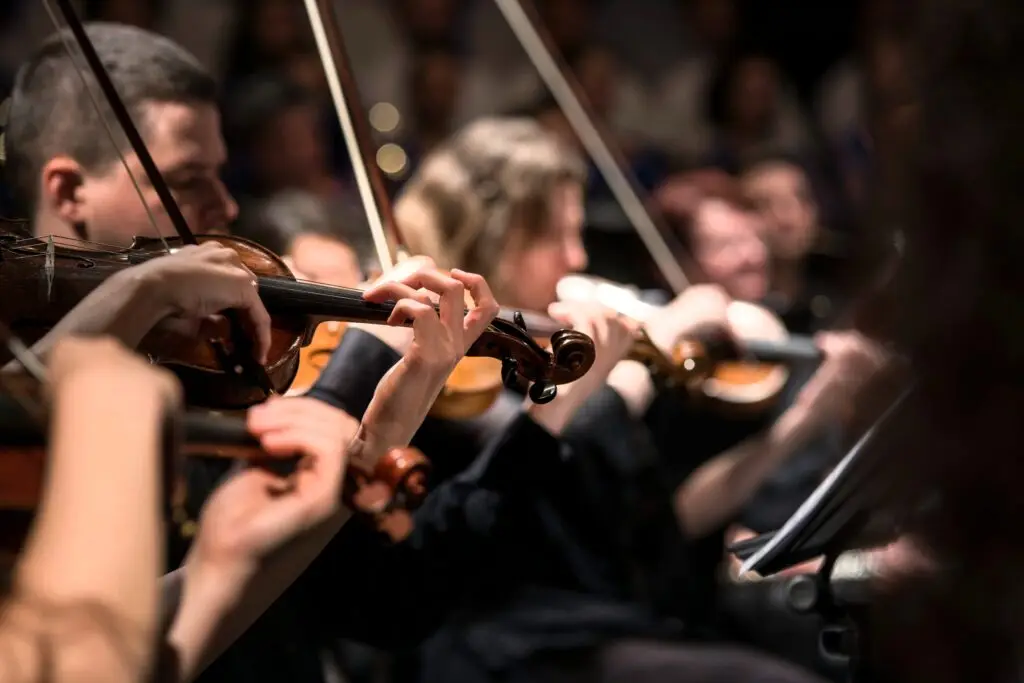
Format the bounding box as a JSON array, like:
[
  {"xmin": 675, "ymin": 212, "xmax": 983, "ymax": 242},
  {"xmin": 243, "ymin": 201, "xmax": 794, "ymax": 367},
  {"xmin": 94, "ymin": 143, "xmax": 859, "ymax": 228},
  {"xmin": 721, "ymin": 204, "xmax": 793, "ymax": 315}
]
[
  {"xmin": 284, "ymin": 0, "xmax": 595, "ymax": 420},
  {"xmin": 0, "ymin": 369, "xmax": 431, "ymax": 554},
  {"xmin": 556, "ymin": 274, "xmax": 822, "ymax": 414},
  {"xmin": 0, "ymin": 233, "xmax": 596, "ymax": 410}
]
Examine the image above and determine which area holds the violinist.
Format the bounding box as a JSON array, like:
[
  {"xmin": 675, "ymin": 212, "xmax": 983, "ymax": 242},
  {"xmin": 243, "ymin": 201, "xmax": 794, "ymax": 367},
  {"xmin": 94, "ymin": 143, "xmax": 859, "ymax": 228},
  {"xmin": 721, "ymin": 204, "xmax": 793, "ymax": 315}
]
[
  {"xmin": 651, "ymin": 169, "xmax": 884, "ymax": 530},
  {"xmin": 0, "ymin": 313, "xmax": 461, "ymax": 683},
  {"xmin": 738, "ymin": 155, "xmax": 846, "ymax": 334},
  {"xmin": 2, "ymin": 21, "xmax": 621, "ymax": 683},
  {"xmin": 372, "ymin": 116, "xmax": 835, "ymax": 683}
]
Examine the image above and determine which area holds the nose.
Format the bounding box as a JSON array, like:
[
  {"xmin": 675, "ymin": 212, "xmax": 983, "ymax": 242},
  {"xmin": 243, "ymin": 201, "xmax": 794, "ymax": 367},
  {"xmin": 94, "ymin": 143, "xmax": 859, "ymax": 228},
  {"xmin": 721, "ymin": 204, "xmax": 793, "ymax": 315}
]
[
  {"xmin": 564, "ymin": 235, "xmax": 588, "ymax": 273},
  {"xmin": 210, "ymin": 179, "xmax": 239, "ymax": 228}
]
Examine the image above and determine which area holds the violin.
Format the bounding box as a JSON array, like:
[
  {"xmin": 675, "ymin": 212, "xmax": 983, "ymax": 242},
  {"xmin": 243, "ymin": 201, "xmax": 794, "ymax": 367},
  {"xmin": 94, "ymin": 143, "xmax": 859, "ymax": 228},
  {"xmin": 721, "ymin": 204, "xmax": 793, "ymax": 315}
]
[
  {"xmin": 0, "ymin": 233, "xmax": 597, "ymax": 410},
  {"xmin": 556, "ymin": 274, "xmax": 823, "ymax": 415},
  {"xmin": 290, "ymin": 0, "xmax": 594, "ymax": 420},
  {"xmin": 0, "ymin": 369, "xmax": 430, "ymax": 554}
]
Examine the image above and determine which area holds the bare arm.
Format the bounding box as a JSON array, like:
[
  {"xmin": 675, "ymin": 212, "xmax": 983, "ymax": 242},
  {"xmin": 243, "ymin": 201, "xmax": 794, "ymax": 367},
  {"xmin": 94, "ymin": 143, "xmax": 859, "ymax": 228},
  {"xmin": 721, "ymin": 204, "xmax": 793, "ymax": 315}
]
[
  {"xmin": 160, "ymin": 511, "xmax": 348, "ymax": 683},
  {"xmin": 674, "ymin": 406, "xmax": 809, "ymax": 539},
  {"xmin": 8, "ymin": 270, "xmax": 170, "ymax": 369},
  {"xmin": 0, "ymin": 343, "xmax": 172, "ymax": 683}
]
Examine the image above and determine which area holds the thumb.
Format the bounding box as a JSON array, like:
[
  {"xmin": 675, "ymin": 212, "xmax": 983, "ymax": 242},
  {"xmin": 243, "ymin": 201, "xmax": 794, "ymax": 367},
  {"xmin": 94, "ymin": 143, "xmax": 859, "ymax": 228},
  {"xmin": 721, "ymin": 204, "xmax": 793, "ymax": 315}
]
[{"xmin": 547, "ymin": 302, "xmax": 574, "ymax": 325}]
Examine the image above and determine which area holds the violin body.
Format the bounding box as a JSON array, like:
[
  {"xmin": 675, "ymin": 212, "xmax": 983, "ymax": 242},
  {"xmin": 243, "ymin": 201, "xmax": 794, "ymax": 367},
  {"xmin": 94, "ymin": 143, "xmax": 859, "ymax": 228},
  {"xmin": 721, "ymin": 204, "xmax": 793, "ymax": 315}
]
[
  {"xmin": 287, "ymin": 321, "xmax": 348, "ymax": 395},
  {"xmin": 430, "ymin": 356, "xmax": 505, "ymax": 420},
  {"xmin": 556, "ymin": 274, "xmax": 820, "ymax": 417},
  {"xmin": 679, "ymin": 301, "xmax": 793, "ymax": 415},
  {"xmin": 0, "ymin": 233, "xmax": 310, "ymax": 408}
]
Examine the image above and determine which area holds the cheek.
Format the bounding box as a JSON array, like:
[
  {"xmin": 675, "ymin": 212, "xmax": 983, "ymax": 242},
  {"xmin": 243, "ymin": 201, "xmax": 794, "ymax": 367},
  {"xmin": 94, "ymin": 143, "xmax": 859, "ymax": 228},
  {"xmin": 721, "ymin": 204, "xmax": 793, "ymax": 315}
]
[{"xmin": 502, "ymin": 247, "xmax": 561, "ymax": 306}]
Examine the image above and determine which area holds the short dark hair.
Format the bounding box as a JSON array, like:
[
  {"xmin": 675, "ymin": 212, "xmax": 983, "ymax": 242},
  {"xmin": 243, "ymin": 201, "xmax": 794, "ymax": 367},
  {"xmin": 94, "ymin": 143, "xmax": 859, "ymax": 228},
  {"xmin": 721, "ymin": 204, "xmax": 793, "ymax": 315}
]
[{"xmin": 5, "ymin": 22, "xmax": 218, "ymax": 212}]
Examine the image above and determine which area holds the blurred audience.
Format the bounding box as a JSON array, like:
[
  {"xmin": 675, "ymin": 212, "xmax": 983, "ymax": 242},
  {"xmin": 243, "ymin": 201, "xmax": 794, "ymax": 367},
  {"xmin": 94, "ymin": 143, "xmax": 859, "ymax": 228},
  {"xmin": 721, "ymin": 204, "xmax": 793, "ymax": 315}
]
[
  {"xmin": 703, "ymin": 51, "xmax": 814, "ymax": 173},
  {"xmin": 225, "ymin": 74, "xmax": 344, "ymax": 202},
  {"xmin": 400, "ymin": 43, "xmax": 463, "ymax": 165}
]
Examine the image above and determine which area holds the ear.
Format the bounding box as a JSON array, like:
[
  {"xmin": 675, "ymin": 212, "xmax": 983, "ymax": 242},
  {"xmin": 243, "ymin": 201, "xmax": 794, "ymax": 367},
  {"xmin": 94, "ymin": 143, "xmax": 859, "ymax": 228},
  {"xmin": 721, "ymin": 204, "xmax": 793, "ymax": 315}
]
[{"xmin": 40, "ymin": 155, "xmax": 87, "ymax": 224}]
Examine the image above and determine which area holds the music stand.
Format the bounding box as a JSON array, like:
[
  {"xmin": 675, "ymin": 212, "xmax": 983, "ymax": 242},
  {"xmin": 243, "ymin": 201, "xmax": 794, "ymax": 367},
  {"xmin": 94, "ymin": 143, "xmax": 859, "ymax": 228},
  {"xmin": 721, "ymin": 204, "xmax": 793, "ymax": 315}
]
[{"xmin": 726, "ymin": 388, "xmax": 913, "ymax": 681}]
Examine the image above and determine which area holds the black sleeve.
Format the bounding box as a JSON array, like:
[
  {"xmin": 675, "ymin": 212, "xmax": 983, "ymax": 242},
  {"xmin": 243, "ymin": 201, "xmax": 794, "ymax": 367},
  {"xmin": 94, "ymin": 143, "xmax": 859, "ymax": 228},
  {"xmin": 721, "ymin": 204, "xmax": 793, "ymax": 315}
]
[
  {"xmin": 296, "ymin": 411, "xmax": 566, "ymax": 649},
  {"xmin": 562, "ymin": 385, "xmax": 662, "ymax": 477},
  {"xmin": 304, "ymin": 328, "xmax": 400, "ymax": 418}
]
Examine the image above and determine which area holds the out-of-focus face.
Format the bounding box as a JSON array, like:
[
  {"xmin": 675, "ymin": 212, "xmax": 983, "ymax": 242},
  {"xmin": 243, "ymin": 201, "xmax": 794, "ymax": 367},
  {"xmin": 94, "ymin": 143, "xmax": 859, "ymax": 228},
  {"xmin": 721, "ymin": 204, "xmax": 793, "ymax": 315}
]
[
  {"xmin": 252, "ymin": 103, "xmax": 327, "ymax": 193},
  {"xmin": 573, "ymin": 48, "xmax": 617, "ymax": 117},
  {"xmin": 413, "ymin": 52, "xmax": 461, "ymax": 126},
  {"xmin": 690, "ymin": 197, "xmax": 769, "ymax": 301},
  {"xmin": 499, "ymin": 181, "xmax": 588, "ymax": 311},
  {"xmin": 728, "ymin": 57, "xmax": 780, "ymax": 133},
  {"xmin": 37, "ymin": 101, "xmax": 238, "ymax": 245},
  {"xmin": 289, "ymin": 233, "xmax": 362, "ymax": 287},
  {"xmin": 741, "ymin": 161, "xmax": 819, "ymax": 261}
]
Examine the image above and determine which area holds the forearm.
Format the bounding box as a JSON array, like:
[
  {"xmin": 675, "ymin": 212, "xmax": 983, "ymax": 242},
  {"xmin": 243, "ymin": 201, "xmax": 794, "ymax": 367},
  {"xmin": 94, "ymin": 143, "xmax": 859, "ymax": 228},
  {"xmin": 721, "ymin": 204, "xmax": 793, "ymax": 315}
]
[
  {"xmin": 163, "ymin": 512, "xmax": 350, "ymax": 683},
  {"xmin": 16, "ymin": 376, "xmax": 166, "ymax": 643},
  {"xmin": 5, "ymin": 271, "xmax": 168, "ymax": 369},
  {"xmin": 675, "ymin": 409, "xmax": 807, "ymax": 539},
  {"xmin": 304, "ymin": 413, "xmax": 566, "ymax": 648},
  {"xmin": 604, "ymin": 360, "xmax": 656, "ymax": 419}
]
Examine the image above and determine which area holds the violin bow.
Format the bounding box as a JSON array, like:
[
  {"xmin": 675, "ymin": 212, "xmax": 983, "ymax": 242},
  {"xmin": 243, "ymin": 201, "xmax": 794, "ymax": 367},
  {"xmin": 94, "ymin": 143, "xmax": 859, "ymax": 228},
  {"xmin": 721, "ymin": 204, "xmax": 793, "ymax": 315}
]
[
  {"xmin": 491, "ymin": 0, "xmax": 691, "ymax": 294},
  {"xmin": 40, "ymin": 0, "xmax": 275, "ymax": 399},
  {"xmin": 301, "ymin": 0, "xmax": 408, "ymax": 272}
]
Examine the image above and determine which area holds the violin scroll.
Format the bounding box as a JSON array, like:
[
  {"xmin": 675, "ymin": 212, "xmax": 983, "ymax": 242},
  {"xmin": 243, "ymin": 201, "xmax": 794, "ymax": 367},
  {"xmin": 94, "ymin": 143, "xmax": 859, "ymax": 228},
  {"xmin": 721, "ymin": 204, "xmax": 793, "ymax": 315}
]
[{"xmin": 342, "ymin": 446, "xmax": 430, "ymax": 516}]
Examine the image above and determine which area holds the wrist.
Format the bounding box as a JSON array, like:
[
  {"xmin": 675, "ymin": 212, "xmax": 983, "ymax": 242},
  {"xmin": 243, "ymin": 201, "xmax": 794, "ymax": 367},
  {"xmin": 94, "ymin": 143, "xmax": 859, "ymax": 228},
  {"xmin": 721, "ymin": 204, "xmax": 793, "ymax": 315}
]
[
  {"xmin": 166, "ymin": 555, "xmax": 248, "ymax": 681},
  {"xmin": 526, "ymin": 390, "xmax": 579, "ymax": 436},
  {"xmin": 122, "ymin": 264, "xmax": 178, "ymax": 321},
  {"xmin": 605, "ymin": 360, "xmax": 656, "ymax": 418},
  {"xmin": 767, "ymin": 404, "xmax": 815, "ymax": 457}
]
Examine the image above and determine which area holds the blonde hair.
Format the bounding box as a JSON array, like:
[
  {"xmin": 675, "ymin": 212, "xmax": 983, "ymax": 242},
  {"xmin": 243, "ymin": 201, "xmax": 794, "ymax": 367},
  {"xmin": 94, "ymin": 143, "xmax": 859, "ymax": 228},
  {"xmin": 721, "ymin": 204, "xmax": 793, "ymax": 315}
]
[{"xmin": 394, "ymin": 117, "xmax": 586, "ymax": 289}]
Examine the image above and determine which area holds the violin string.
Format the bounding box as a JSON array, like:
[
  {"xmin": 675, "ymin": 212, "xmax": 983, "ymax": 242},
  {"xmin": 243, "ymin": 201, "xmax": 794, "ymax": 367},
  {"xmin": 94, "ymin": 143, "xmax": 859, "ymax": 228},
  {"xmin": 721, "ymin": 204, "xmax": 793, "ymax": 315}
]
[
  {"xmin": 41, "ymin": 0, "xmax": 171, "ymax": 254},
  {"xmin": 0, "ymin": 321, "xmax": 49, "ymax": 426}
]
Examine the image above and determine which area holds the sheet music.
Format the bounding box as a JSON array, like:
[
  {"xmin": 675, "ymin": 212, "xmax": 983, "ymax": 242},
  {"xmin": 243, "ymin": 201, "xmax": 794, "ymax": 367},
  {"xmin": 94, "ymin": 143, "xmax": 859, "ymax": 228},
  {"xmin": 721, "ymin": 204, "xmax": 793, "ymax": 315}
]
[{"xmin": 739, "ymin": 387, "xmax": 914, "ymax": 576}]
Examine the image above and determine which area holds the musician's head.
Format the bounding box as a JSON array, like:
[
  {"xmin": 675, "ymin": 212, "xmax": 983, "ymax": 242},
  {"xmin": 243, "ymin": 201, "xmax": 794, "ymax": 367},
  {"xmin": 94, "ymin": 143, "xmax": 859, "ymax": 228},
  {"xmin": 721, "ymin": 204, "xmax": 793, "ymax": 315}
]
[
  {"xmin": 236, "ymin": 190, "xmax": 362, "ymax": 287},
  {"xmin": 228, "ymin": 73, "xmax": 328, "ymax": 196},
  {"xmin": 395, "ymin": 117, "xmax": 588, "ymax": 311},
  {"xmin": 6, "ymin": 22, "xmax": 236, "ymax": 245},
  {"xmin": 654, "ymin": 168, "xmax": 768, "ymax": 301},
  {"xmin": 740, "ymin": 154, "xmax": 819, "ymax": 262}
]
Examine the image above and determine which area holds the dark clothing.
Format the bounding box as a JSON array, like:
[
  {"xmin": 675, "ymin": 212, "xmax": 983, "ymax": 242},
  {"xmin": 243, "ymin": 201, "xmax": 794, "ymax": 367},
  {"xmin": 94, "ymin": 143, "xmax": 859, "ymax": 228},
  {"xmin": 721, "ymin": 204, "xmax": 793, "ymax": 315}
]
[
  {"xmin": 408, "ymin": 370, "xmax": 753, "ymax": 682},
  {"xmin": 522, "ymin": 639, "xmax": 827, "ymax": 683},
  {"xmin": 186, "ymin": 329, "xmax": 569, "ymax": 683},
  {"xmin": 742, "ymin": 259, "xmax": 849, "ymax": 533}
]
